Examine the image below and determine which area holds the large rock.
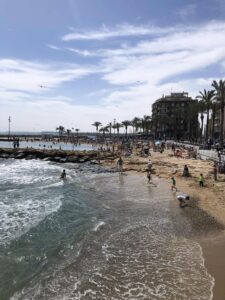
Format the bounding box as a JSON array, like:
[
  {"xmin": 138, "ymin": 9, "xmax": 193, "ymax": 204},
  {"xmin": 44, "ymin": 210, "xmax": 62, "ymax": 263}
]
[
  {"xmin": 59, "ymin": 158, "xmax": 68, "ymax": 163},
  {"xmin": 0, "ymin": 153, "xmax": 9, "ymax": 158},
  {"xmin": 67, "ymin": 156, "xmax": 79, "ymax": 163},
  {"xmin": 15, "ymin": 152, "xmax": 26, "ymax": 159}
]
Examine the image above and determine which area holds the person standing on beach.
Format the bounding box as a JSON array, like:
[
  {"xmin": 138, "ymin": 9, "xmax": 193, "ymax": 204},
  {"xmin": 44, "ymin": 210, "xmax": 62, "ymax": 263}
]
[
  {"xmin": 213, "ymin": 162, "xmax": 218, "ymax": 181},
  {"xmin": 147, "ymin": 170, "xmax": 151, "ymax": 183},
  {"xmin": 171, "ymin": 177, "xmax": 177, "ymax": 191},
  {"xmin": 117, "ymin": 157, "xmax": 124, "ymax": 174},
  {"xmin": 147, "ymin": 159, "xmax": 152, "ymax": 172},
  {"xmin": 199, "ymin": 173, "xmax": 204, "ymax": 187}
]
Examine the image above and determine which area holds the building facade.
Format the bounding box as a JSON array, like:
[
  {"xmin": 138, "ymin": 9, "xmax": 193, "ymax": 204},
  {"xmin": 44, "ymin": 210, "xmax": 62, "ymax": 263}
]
[{"xmin": 152, "ymin": 92, "xmax": 198, "ymax": 140}]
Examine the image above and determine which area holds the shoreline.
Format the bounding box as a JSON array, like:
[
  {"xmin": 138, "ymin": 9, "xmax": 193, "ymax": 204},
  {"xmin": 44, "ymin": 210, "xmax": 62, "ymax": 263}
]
[
  {"xmin": 118, "ymin": 150, "xmax": 225, "ymax": 300},
  {"xmin": 1, "ymin": 146, "xmax": 225, "ymax": 299},
  {"xmin": 104, "ymin": 149, "xmax": 225, "ymax": 300}
]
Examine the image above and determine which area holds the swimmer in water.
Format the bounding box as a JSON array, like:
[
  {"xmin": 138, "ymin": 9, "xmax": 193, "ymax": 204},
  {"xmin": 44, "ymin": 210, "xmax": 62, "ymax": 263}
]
[{"xmin": 60, "ymin": 169, "xmax": 66, "ymax": 179}]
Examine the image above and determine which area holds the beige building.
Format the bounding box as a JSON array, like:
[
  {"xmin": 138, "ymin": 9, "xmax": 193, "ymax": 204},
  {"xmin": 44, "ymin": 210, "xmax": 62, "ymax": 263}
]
[{"xmin": 152, "ymin": 92, "xmax": 198, "ymax": 140}]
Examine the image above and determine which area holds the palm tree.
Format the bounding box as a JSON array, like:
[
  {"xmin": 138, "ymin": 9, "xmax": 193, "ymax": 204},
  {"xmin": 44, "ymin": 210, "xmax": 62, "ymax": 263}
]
[
  {"xmin": 99, "ymin": 126, "xmax": 109, "ymax": 140},
  {"xmin": 56, "ymin": 126, "xmax": 65, "ymax": 137},
  {"xmin": 122, "ymin": 120, "xmax": 131, "ymax": 138},
  {"xmin": 92, "ymin": 121, "xmax": 102, "ymax": 139},
  {"xmin": 107, "ymin": 122, "xmax": 112, "ymax": 138},
  {"xmin": 211, "ymin": 102, "xmax": 218, "ymax": 141},
  {"xmin": 142, "ymin": 115, "xmax": 151, "ymax": 133},
  {"xmin": 75, "ymin": 128, "xmax": 79, "ymax": 138},
  {"xmin": 212, "ymin": 80, "xmax": 225, "ymax": 147},
  {"xmin": 115, "ymin": 122, "xmax": 123, "ymax": 137},
  {"xmin": 66, "ymin": 129, "xmax": 71, "ymax": 137},
  {"xmin": 112, "ymin": 123, "xmax": 117, "ymax": 136},
  {"xmin": 131, "ymin": 117, "xmax": 141, "ymax": 134},
  {"xmin": 197, "ymin": 89, "xmax": 215, "ymax": 141}
]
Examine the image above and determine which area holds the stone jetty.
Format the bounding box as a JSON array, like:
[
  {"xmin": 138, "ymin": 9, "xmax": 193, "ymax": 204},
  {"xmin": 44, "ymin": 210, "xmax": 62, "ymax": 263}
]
[{"xmin": 0, "ymin": 148, "xmax": 118, "ymax": 164}]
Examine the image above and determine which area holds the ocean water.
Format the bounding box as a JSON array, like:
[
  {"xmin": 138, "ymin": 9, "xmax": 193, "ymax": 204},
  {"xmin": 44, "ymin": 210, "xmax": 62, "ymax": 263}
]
[
  {"xmin": 0, "ymin": 141, "xmax": 96, "ymax": 151},
  {"xmin": 0, "ymin": 158, "xmax": 217, "ymax": 300}
]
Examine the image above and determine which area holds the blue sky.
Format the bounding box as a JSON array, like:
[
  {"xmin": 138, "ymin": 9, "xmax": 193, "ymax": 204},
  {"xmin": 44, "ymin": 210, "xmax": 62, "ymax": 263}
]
[{"xmin": 0, "ymin": 0, "xmax": 225, "ymax": 131}]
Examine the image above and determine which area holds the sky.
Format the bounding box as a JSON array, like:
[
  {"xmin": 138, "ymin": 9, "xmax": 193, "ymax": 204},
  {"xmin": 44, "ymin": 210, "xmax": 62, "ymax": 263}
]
[{"xmin": 0, "ymin": 0, "xmax": 225, "ymax": 132}]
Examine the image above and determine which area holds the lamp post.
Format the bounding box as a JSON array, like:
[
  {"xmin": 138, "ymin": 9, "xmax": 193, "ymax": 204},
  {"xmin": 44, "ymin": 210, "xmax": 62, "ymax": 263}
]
[{"xmin": 8, "ymin": 116, "xmax": 11, "ymax": 139}]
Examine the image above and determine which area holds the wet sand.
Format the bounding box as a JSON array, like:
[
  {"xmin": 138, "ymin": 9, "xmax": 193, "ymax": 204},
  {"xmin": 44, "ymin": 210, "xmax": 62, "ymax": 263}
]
[{"xmin": 200, "ymin": 233, "xmax": 225, "ymax": 300}]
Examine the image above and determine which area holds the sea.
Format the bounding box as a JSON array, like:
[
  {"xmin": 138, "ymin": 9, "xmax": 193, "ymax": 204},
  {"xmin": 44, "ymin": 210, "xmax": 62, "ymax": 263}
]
[{"xmin": 0, "ymin": 157, "xmax": 220, "ymax": 300}]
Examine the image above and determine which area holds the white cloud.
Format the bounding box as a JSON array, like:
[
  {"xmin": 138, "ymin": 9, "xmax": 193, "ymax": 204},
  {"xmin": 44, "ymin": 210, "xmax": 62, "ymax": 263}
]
[
  {"xmin": 1, "ymin": 21, "xmax": 225, "ymax": 132},
  {"xmin": 47, "ymin": 44, "xmax": 61, "ymax": 51},
  {"xmin": 0, "ymin": 59, "xmax": 94, "ymax": 95},
  {"xmin": 66, "ymin": 48, "xmax": 94, "ymax": 57},
  {"xmin": 62, "ymin": 23, "xmax": 175, "ymax": 41}
]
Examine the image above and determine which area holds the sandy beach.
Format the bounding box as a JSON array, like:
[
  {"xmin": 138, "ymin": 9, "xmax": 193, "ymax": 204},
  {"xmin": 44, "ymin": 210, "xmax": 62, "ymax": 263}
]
[{"xmin": 107, "ymin": 149, "xmax": 225, "ymax": 300}]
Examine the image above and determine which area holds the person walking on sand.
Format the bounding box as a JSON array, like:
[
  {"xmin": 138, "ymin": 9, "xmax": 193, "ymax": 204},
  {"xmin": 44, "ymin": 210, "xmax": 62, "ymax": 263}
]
[
  {"xmin": 147, "ymin": 170, "xmax": 151, "ymax": 183},
  {"xmin": 147, "ymin": 159, "xmax": 152, "ymax": 172},
  {"xmin": 199, "ymin": 173, "xmax": 204, "ymax": 187},
  {"xmin": 213, "ymin": 162, "xmax": 218, "ymax": 181},
  {"xmin": 171, "ymin": 177, "xmax": 177, "ymax": 191},
  {"xmin": 117, "ymin": 157, "xmax": 124, "ymax": 174}
]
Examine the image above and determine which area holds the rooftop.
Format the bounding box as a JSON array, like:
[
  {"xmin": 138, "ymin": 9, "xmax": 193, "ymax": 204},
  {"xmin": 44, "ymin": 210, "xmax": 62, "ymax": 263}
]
[{"xmin": 154, "ymin": 92, "xmax": 192, "ymax": 104}]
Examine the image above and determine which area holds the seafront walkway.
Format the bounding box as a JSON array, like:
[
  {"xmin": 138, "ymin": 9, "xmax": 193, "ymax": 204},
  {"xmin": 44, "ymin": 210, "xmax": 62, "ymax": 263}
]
[{"xmin": 168, "ymin": 140, "xmax": 225, "ymax": 163}]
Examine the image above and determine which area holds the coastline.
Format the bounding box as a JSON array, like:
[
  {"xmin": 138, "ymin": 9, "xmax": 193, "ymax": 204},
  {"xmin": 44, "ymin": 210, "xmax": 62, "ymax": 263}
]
[{"xmin": 113, "ymin": 149, "xmax": 225, "ymax": 300}]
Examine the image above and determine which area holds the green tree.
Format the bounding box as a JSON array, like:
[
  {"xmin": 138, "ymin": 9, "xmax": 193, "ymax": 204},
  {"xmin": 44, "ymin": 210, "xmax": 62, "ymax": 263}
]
[
  {"xmin": 131, "ymin": 117, "xmax": 141, "ymax": 134},
  {"xmin": 115, "ymin": 122, "xmax": 123, "ymax": 136},
  {"xmin": 99, "ymin": 126, "xmax": 109, "ymax": 140},
  {"xmin": 197, "ymin": 89, "xmax": 215, "ymax": 141},
  {"xmin": 142, "ymin": 115, "xmax": 151, "ymax": 133},
  {"xmin": 56, "ymin": 126, "xmax": 65, "ymax": 137},
  {"xmin": 212, "ymin": 80, "xmax": 225, "ymax": 147},
  {"xmin": 66, "ymin": 129, "xmax": 71, "ymax": 137},
  {"xmin": 75, "ymin": 128, "xmax": 80, "ymax": 138},
  {"xmin": 122, "ymin": 120, "xmax": 131, "ymax": 138},
  {"xmin": 107, "ymin": 122, "xmax": 112, "ymax": 138},
  {"xmin": 92, "ymin": 121, "xmax": 102, "ymax": 139},
  {"xmin": 211, "ymin": 102, "xmax": 218, "ymax": 141}
]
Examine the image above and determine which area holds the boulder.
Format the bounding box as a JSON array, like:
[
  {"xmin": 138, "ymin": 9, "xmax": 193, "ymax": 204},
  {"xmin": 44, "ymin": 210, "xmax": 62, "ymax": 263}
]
[
  {"xmin": 0, "ymin": 153, "xmax": 9, "ymax": 158},
  {"xmin": 59, "ymin": 158, "xmax": 68, "ymax": 163},
  {"xmin": 15, "ymin": 152, "xmax": 26, "ymax": 159},
  {"xmin": 67, "ymin": 156, "xmax": 79, "ymax": 163}
]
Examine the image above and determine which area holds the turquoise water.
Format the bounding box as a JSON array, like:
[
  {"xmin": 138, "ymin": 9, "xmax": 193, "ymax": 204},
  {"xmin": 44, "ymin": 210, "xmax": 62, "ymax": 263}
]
[{"xmin": 0, "ymin": 159, "xmax": 216, "ymax": 299}]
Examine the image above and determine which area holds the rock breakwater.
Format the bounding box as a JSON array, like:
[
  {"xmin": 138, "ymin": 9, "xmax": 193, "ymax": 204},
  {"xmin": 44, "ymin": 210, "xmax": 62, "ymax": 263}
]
[{"xmin": 0, "ymin": 148, "xmax": 118, "ymax": 164}]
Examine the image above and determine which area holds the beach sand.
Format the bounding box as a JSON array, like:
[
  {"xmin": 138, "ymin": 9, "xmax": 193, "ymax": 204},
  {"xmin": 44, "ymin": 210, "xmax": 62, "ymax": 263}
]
[{"xmin": 104, "ymin": 148, "xmax": 225, "ymax": 300}]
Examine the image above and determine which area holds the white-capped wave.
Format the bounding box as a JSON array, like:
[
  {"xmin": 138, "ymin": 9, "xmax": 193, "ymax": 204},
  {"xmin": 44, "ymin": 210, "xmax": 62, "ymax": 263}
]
[
  {"xmin": 93, "ymin": 221, "xmax": 105, "ymax": 232},
  {"xmin": 0, "ymin": 194, "xmax": 63, "ymax": 245}
]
